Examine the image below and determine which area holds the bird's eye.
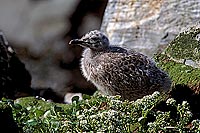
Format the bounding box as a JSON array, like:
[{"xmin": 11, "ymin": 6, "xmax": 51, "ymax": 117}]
[
  {"xmin": 92, "ymin": 37, "xmax": 99, "ymax": 41},
  {"xmin": 93, "ymin": 44, "xmax": 99, "ymax": 48}
]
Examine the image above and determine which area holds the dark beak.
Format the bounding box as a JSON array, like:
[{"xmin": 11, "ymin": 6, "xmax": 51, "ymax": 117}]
[
  {"xmin": 69, "ymin": 39, "xmax": 91, "ymax": 48},
  {"xmin": 69, "ymin": 39, "xmax": 84, "ymax": 45}
]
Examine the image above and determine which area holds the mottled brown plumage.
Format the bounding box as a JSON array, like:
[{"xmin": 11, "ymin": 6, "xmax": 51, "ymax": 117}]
[{"xmin": 69, "ymin": 30, "xmax": 171, "ymax": 101}]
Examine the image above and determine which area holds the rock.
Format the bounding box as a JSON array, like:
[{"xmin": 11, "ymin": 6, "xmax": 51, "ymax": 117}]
[
  {"xmin": 154, "ymin": 26, "xmax": 200, "ymax": 92},
  {"xmin": 101, "ymin": 0, "xmax": 200, "ymax": 57},
  {"xmin": 0, "ymin": 31, "xmax": 32, "ymax": 99},
  {"xmin": 154, "ymin": 26, "xmax": 200, "ymax": 118}
]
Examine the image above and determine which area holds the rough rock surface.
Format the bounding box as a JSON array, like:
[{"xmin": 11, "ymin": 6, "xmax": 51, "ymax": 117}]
[
  {"xmin": 101, "ymin": 0, "xmax": 200, "ymax": 57},
  {"xmin": 0, "ymin": 31, "xmax": 32, "ymax": 99},
  {"xmin": 154, "ymin": 26, "xmax": 200, "ymax": 117},
  {"xmin": 154, "ymin": 26, "xmax": 200, "ymax": 91}
]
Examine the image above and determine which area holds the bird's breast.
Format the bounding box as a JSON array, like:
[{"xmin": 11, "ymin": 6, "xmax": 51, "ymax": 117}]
[{"xmin": 81, "ymin": 55, "xmax": 98, "ymax": 82}]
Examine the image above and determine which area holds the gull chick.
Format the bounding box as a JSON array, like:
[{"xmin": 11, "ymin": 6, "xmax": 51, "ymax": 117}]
[{"xmin": 69, "ymin": 30, "xmax": 171, "ymax": 101}]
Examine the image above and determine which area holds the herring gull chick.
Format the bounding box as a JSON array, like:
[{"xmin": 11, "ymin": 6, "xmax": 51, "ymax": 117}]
[{"xmin": 69, "ymin": 30, "xmax": 171, "ymax": 101}]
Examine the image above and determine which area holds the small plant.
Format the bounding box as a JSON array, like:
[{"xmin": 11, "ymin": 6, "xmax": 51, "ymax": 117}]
[{"xmin": 1, "ymin": 91, "xmax": 200, "ymax": 132}]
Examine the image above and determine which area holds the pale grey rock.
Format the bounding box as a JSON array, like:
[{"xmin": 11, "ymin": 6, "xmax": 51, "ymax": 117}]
[{"xmin": 101, "ymin": 0, "xmax": 200, "ymax": 57}]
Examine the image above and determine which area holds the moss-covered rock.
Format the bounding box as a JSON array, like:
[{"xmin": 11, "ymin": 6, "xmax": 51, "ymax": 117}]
[
  {"xmin": 1, "ymin": 92, "xmax": 200, "ymax": 132},
  {"xmin": 154, "ymin": 26, "xmax": 200, "ymax": 93},
  {"xmin": 154, "ymin": 26, "xmax": 200, "ymax": 118},
  {"xmin": 165, "ymin": 27, "xmax": 200, "ymax": 62}
]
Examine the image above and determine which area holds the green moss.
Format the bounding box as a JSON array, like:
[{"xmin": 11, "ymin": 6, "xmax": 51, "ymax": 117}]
[
  {"xmin": 1, "ymin": 92, "xmax": 200, "ymax": 132},
  {"xmin": 153, "ymin": 27, "xmax": 200, "ymax": 93},
  {"xmin": 14, "ymin": 96, "xmax": 71, "ymax": 114},
  {"xmin": 15, "ymin": 97, "xmax": 54, "ymax": 111},
  {"xmin": 0, "ymin": 102, "xmax": 12, "ymax": 112},
  {"xmin": 165, "ymin": 27, "xmax": 200, "ymax": 61},
  {"xmin": 154, "ymin": 53, "xmax": 200, "ymax": 89}
]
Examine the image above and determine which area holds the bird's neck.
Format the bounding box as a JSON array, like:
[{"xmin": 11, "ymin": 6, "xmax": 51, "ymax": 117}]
[{"xmin": 83, "ymin": 48, "xmax": 104, "ymax": 59}]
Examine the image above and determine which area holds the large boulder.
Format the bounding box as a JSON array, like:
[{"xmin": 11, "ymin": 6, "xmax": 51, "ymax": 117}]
[{"xmin": 101, "ymin": 0, "xmax": 200, "ymax": 57}]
